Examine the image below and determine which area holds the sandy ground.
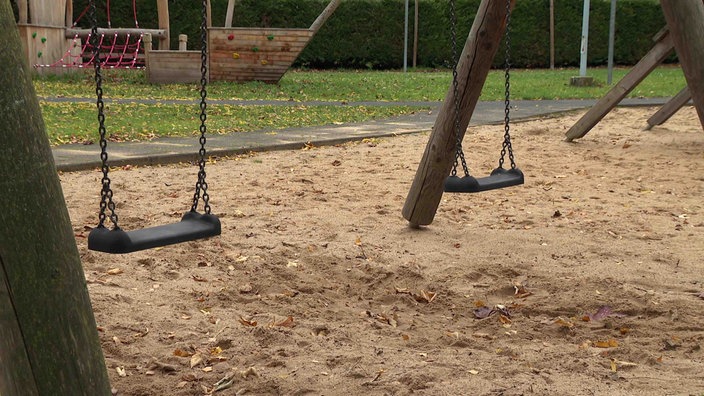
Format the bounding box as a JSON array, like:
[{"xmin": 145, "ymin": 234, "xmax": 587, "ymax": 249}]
[{"xmin": 60, "ymin": 106, "xmax": 704, "ymax": 396}]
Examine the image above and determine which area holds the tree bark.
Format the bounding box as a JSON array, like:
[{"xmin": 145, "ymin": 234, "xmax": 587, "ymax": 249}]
[{"xmin": 0, "ymin": 1, "xmax": 112, "ymax": 394}]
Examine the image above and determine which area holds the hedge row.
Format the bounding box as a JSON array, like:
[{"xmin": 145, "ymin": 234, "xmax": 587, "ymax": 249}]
[{"xmin": 61, "ymin": 0, "xmax": 669, "ymax": 69}]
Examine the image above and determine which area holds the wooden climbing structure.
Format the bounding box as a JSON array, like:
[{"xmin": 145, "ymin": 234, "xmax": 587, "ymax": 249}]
[{"xmin": 145, "ymin": 0, "xmax": 341, "ymax": 84}]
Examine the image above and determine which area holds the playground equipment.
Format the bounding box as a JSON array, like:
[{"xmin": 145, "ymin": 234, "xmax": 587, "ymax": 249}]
[
  {"xmin": 16, "ymin": 0, "xmax": 171, "ymax": 72},
  {"xmin": 144, "ymin": 0, "xmax": 341, "ymax": 84},
  {"xmin": 564, "ymin": 0, "xmax": 704, "ymax": 141},
  {"xmin": 86, "ymin": 0, "xmax": 221, "ymax": 254},
  {"xmin": 403, "ymin": 0, "xmax": 704, "ymax": 227},
  {"xmin": 444, "ymin": 0, "xmax": 523, "ymax": 193}
]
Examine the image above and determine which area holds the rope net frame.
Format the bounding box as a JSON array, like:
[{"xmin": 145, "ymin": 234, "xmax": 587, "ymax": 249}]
[{"xmin": 35, "ymin": 0, "xmax": 146, "ymax": 70}]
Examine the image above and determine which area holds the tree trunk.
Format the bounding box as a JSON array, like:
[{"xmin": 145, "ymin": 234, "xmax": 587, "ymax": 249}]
[{"xmin": 0, "ymin": 0, "xmax": 112, "ymax": 394}]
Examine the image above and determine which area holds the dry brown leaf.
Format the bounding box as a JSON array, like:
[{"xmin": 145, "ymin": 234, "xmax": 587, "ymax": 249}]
[
  {"xmin": 594, "ymin": 339, "xmax": 619, "ymax": 348},
  {"xmin": 239, "ymin": 316, "xmax": 257, "ymax": 327},
  {"xmin": 173, "ymin": 348, "xmax": 192, "ymax": 358},
  {"xmin": 190, "ymin": 353, "xmax": 203, "ymax": 368},
  {"xmin": 554, "ymin": 317, "xmax": 574, "ymax": 328},
  {"xmin": 272, "ymin": 316, "xmax": 295, "ymax": 328},
  {"xmin": 107, "ymin": 268, "xmax": 123, "ymax": 275}
]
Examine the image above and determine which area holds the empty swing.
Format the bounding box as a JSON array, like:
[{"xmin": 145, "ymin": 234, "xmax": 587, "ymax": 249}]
[
  {"xmin": 87, "ymin": 0, "xmax": 221, "ymax": 254},
  {"xmin": 444, "ymin": 0, "xmax": 524, "ymax": 193}
]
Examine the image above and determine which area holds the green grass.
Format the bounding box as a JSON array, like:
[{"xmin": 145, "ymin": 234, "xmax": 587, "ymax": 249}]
[{"xmin": 35, "ymin": 66, "xmax": 686, "ymax": 145}]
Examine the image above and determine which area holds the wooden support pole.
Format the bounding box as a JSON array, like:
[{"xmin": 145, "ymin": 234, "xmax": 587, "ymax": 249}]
[
  {"xmin": 645, "ymin": 86, "xmax": 691, "ymax": 130},
  {"xmin": 0, "ymin": 2, "xmax": 111, "ymax": 393},
  {"xmin": 309, "ymin": 0, "xmax": 342, "ymax": 34},
  {"xmin": 66, "ymin": 0, "xmax": 73, "ymax": 27},
  {"xmin": 402, "ymin": 0, "xmax": 512, "ymax": 226},
  {"xmin": 17, "ymin": 0, "xmax": 28, "ymax": 23},
  {"xmin": 564, "ymin": 27, "xmax": 674, "ymax": 141},
  {"xmin": 660, "ymin": 0, "xmax": 704, "ymax": 130},
  {"xmin": 179, "ymin": 34, "xmax": 188, "ymax": 51},
  {"xmin": 157, "ymin": 0, "xmax": 170, "ymax": 50},
  {"xmin": 225, "ymin": 0, "xmax": 236, "ymax": 28}
]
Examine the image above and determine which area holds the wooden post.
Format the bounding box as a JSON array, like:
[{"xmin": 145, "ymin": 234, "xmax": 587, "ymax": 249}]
[
  {"xmin": 17, "ymin": 0, "xmax": 28, "ymax": 23},
  {"xmin": 402, "ymin": 0, "xmax": 512, "ymax": 226},
  {"xmin": 0, "ymin": 1, "xmax": 112, "ymax": 394},
  {"xmin": 179, "ymin": 34, "xmax": 188, "ymax": 51},
  {"xmin": 309, "ymin": 0, "xmax": 342, "ymax": 33},
  {"xmin": 157, "ymin": 0, "xmax": 170, "ymax": 50},
  {"xmin": 564, "ymin": 27, "xmax": 674, "ymax": 141},
  {"xmin": 660, "ymin": 0, "xmax": 704, "ymax": 129},
  {"xmin": 549, "ymin": 0, "xmax": 555, "ymax": 69},
  {"xmin": 207, "ymin": 0, "xmax": 212, "ymax": 28},
  {"xmin": 66, "ymin": 0, "xmax": 73, "ymax": 27},
  {"xmin": 225, "ymin": 0, "xmax": 236, "ymax": 28},
  {"xmin": 645, "ymin": 86, "xmax": 691, "ymax": 130}
]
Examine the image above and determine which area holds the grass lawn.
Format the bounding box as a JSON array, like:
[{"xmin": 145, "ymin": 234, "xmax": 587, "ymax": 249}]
[{"xmin": 36, "ymin": 66, "xmax": 685, "ymax": 145}]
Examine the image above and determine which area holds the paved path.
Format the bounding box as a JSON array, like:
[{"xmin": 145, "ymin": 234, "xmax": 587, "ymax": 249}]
[{"xmin": 51, "ymin": 97, "xmax": 669, "ymax": 172}]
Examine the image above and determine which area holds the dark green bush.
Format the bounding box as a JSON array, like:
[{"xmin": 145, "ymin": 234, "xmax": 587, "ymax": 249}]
[{"xmin": 58, "ymin": 0, "xmax": 670, "ymax": 69}]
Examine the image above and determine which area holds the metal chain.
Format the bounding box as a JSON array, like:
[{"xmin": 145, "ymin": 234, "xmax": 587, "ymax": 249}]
[
  {"xmin": 498, "ymin": 0, "xmax": 517, "ymax": 170},
  {"xmin": 449, "ymin": 0, "xmax": 470, "ymax": 177},
  {"xmin": 90, "ymin": 0, "xmax": 118, "ymax": 228},
  {"xmin": 191, "ymin": 0, "xmax": 211, "ymax": 214}
]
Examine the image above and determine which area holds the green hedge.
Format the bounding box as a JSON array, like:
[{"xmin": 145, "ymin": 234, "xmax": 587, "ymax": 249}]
[{"xmin": 57, "ymin": 0, "xmax": 669, "ymax": 69}]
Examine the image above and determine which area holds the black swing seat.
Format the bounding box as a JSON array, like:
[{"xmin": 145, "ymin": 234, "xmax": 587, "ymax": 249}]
[
  {"xmin": 88, "ymin": 211, "xmax": 221, "ymax": 254},
  {"xmin": 445, "ymin": 167, "xmax": 524, "ymax": 193}
]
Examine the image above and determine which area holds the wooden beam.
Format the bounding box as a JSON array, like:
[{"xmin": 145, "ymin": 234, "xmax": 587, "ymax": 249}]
[
  {"xmin": 565, "ymin": 28, "xmax": 674, "ymax": 141},
  {"xmin": 660, "ymin": 0, "xmax": 704, "ymax": 130},
  {"xmin": 17, "ymin": 0, "xmax": 28, "ymax": 24},
  {"xmin": 402, "ymin": 0, "xmax": 512, "ymax": 226},
  {"xmin": 66, "ymin": 28, "xmax": 167, "ymax": 39},
  {"xmin": 645, "ymin": 86, "xmax": 691, "ymax": 130},
  {"xmin": 225, "ymin": 0, "xmax": 236, "ymax": 28},
  {"xmin": 309, "ymin": 0, "xmax": 342, "ymax": 33},
  {"xmin": 66, "ymin": 0, "xmax": 73, "ymax": 27},
  {"xmin": 157, "ymin": 0, "xmax": 170, "ymax": 50}
]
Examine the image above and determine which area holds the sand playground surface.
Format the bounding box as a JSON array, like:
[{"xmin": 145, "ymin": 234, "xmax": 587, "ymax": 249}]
[{"xmin": 60, "ymin": 106, "xmax": 704, "ymax": 395}]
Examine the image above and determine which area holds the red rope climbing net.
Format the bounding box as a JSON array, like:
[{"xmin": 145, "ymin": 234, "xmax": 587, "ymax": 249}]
[{"xmin": 36, "ymin": 0, "xmax": 146, "ymax": 70}]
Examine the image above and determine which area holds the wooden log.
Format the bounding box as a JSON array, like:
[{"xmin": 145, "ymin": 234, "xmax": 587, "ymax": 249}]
[
  {"xmin": 309, "ymin": 0, "xmax": 342, "ymax": 33},
  {"xmin": 0, "ymin": 2, "xmax": 112, "ymax": 393},
  {"xmin": 402, "ymin": 0, "xmax": 512, "ymax": 226},
  {"xmin": 225, "ymin": 0, "xmax": 236, "ymax": 28},
  {"xmin": 645, "ymin": 86, "xmax": 691, "ymax": 130},
  {"xmin": 564, "ymin": 27, "xmax": 674, "ymax": 141},
  {"xmin": 157, "ymin": 0, "xmax": 170, "ymax": 50},
  {"xmin": 660, "ymin": 0, "xmax": 704, "ymax": 130},
  {"xmin": 66, "ymin": 28, "xmax": 166, "ymax": 39}
]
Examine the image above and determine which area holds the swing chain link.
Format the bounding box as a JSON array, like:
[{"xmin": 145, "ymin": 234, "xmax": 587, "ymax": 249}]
[
  {"xmin": 192, "ymin": 0, "xmax": 211, "ymax": 214},
  {"xmin": 90, "ymin": 0, "xmax": 119, "ymax": 228},
  {"xmin": 450, "ymin": 0, "xmax": 470, "ymax": 177},
  {"xmin": 499, "ymin": 0, "xmax": 517, "ymax": 170}
]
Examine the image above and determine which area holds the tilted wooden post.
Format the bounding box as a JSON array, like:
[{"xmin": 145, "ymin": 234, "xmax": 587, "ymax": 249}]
[
  {"xmin": 645, "ymin": 86, "xmax": 691, "ymax": 130},
  {"xmin": 564, "ymin": 27, "xmax": 674, "ymax": 141},
  {"xmin": 309, "ymin": 0, "xmax": 342, "ymax": 33},
  {"xmin": 0, "ymin": 2, "xmax": 112, "ymax": 394},
  {"xmin": 402, "ymin": 0, "xmax": 512, "ymax": 226},
  {"xmin": 660, "ymin": 0, "xmax": 704, "ymax": 129},
  {"xmin": 225, "ymin": 0, "xmax": 236, "ymax": 28}
]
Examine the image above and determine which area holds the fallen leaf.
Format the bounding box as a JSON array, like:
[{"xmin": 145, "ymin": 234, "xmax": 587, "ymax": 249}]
[
  {"xmin": 469, "ymin": 369, "xmax": 479, "ymax": 375},
  {"xmin": 116, "ymin": 367, "xmax": 126, "ymax": 377},
  {"xmin": 473, "ymin": 306, "xmax": 494, "ymax": 319},
  {"xmin": 239, "ymin": 316, "xmax": 257, "ymax": 327},
  {"xmin": 107, "ymin": 268, "xmax": 123, "ymax": 275},
  {"xmin": 272, "ymin": 316, "xmax": 295, "ymax": 328},
  {"xmin": 173, "ymin": 348, "xmax": 192, "ymax": 358},
  {"xmin": 191, "ymin": 274, "xmax": 208, "ymax": 282},
  {"xmin": 190, "ymin": 353, "xmax": 203, "ymax": 368},
  {"xmin": 594, "ymin": 339, "xmax": 619, "ymax": 348},
  {"xmin": 417, "ymin": 290, "xmax": 437, "ymax": 303},
  {"xmin": 554, "ymin": 317, "xmax": 574, "ymax": 329}
]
